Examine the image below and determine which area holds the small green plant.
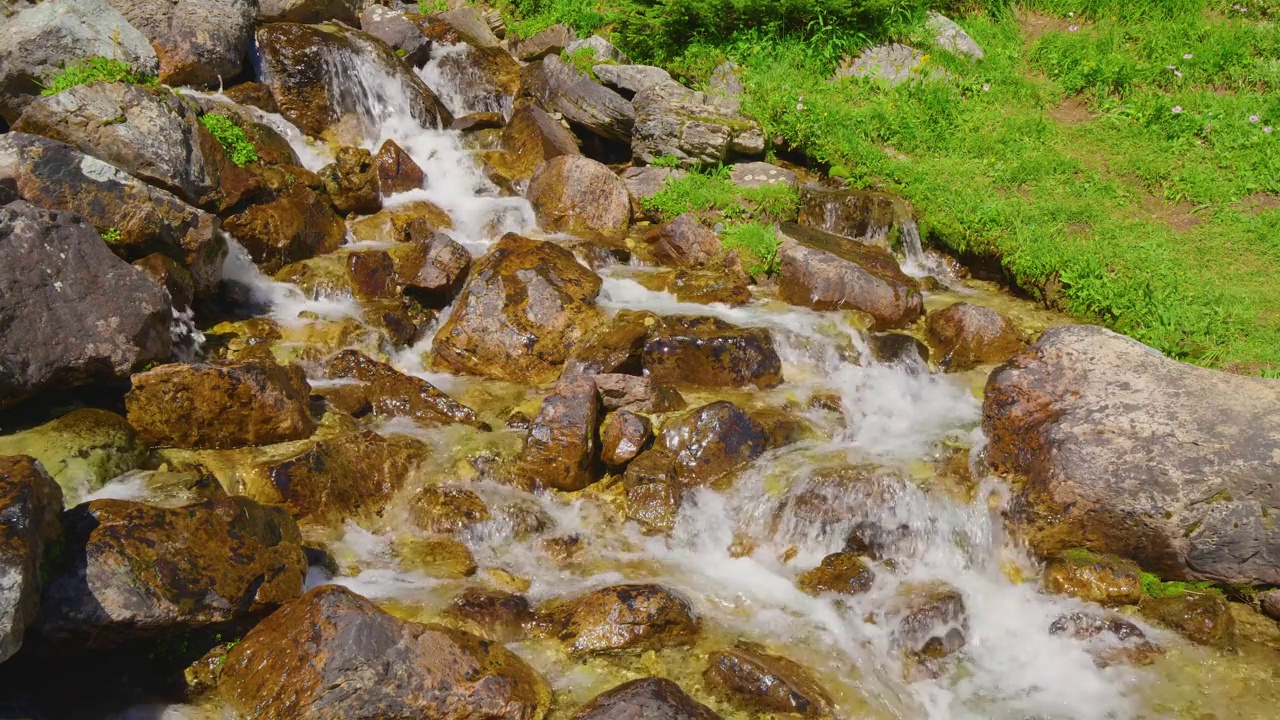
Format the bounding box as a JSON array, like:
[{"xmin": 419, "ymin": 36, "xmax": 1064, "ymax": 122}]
[
  {"xmin": 199, "ymin": 114, "xmax": 259, "ymax": 167},
  {"xmin": 100, "ymin": 227, "xmax": 122, "ymax": 243},
  {"xmin": 642, "ymin": 170, "xmax": 745, "ymax": 220},
  {"xmin": 565, "ymin": 47, "xmax": 600, "ymax": 80},
  {"xmin": 41, "ymin": 57, "xmax": 156, "ymax": 96},
  {"xmin": 1139, "ymin": 571, "xmax": 1221, "ymax": 599},
  {"xmin": 741, "ymin": 182, "xmax": 800, "ymax": 222},
  {"xmin": 417, "ymin": 0, "xmax": 450, "ymax": 13},
  {"xmin": 649, "ymin": 154, "xmax": 683, "ymax": 168},
  {"xmin": 721, "ymin": 221, "xmax": 781, "ymax": 275}
]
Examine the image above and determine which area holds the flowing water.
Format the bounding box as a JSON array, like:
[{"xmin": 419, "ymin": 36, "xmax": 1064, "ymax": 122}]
[{"xmin": 102, "ymin": 42, "xmax": 1280, "ymax": 720}]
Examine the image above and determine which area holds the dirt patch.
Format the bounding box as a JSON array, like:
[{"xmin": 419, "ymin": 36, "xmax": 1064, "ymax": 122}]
[
  {"xmin": 1017, "ymin": 10, "xmax": 1089, "ymax": 43},
  {"xmin": 1047, "ymin": 97, "xmax": 1094, "ymax": 125},
  {"xmin": 1136, "ymin": 194, "xmax": 1202, "ymax": 233},
  {"xmin": 1238, "ymin": 192, "xmax": 1280, "ymax": 215}
]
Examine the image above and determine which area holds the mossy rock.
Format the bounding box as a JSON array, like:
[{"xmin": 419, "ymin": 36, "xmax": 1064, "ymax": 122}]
[
  {"xmin": 0, "ymin": 409, "xmax": 147, "ymax": 500},
  {"xmin": 1043, "ymin": 549, "xmax": 1144, "ymax": 607}
]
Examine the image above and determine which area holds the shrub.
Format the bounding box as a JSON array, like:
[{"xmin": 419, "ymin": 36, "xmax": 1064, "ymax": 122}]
[
  {"xmin": 199, "ymin": 114, "xmax": 259, "ymax": 167},
  {"xmin": 41, "ymin": 57, "xmax": 156, "ymax": 96}
]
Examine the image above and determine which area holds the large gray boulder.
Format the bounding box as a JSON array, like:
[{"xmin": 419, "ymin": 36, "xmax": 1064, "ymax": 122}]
[
  {"xmin": 0, "ymin": 133, "xmax": 226, "ymax": 296},
  {"xmin": 837, "ymin": 44, "xmax": 945, "ymax": 85},
  {"xmin": 0, "ymin": 456, "xmax": 64, "ymax": 664},
  {"xmin": 105, "ymin": 0, "xmax": 256, "ymax": 87},
  {"xmin": 359, "ymin": 4, "xmax": 430, "ymax": 67},
  {"xmin": 0, "ymin": 0, "xmax": 158, "ymax": 123},
  {"xmin": 0, "ymin": 202, "xmax": 172, "ymax": 409},
  {"xmin": 632, "ymin": 78, "xmax": 765, "ymax": 167},
  {"xmin": 986, "ymin": 325, "xmax": 1280, "ymax": 585},
  {"xmin": 522, "ymin": 54, "xmax": 634, "ymax": 143},
  {"xmin": 258, "ymin": 0, "xmax": 361, "ymax": 24},
  {"xmin": 928, "ymin": 12, "xmax": 984, "ymax": 60}
]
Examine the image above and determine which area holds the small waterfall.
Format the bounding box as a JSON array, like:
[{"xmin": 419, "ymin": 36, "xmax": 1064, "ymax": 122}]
[{"xmin": 168, "ymin": 306, "xmax": 205, "ymax": 362}]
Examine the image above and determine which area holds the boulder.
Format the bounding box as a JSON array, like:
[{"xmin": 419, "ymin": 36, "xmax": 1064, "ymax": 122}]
[
  {"xmin": 431, "ymin": 45, "xmax": 522, "ymax": 116},
  {"xmin": 657, "ymin": 401, "xmax": 768, "ymax": 484},
  {"xmin": 348, "ymin": 198, "xmax": 453, "ymax": 242},
  {"xmin": 258, "ymin": 0, "xmax": 361, "ymax": 24},
  {"xmin": 0, "ymin": 133, "xmax": 226, "ymax": 296},
  {"xmin": 621, "ymin": 166, "xmax": 683, "ymax": 219},
  {"xmin": 0, "ymin": 456, "xmax": 63, "ymax": 664},
  {"xmin": 927, "ymin": 12, "xmax": 984, "ymax": 60},
  {"xmin": 777, "ymin": 223, "xmax": 923, "ymax": 331},
  {"xmin": 513, "ymin": 24, "xmax": 575, "ymax": 61},
  {"xmin": 359, "ymin": 5, "xmax": 431, "ymax": 67},
  {"xmin": 593, "ymin": 373, "xmax": 686, "ymax": 413},
  {"xmin": 600, "ymin": 411, "xmax": 652, "ymax": 470},
  {"xmin": 0, "ymin": 0, "xmax": 158, "ymax": 123},
  {"xmin": 261, "ymin": 431, "xmax": 426, "ymax": 523},
  {"xmin": 985, "ymin": 325, "xmax": 1280, "ymax": 585},
  {"xmin": 255, "ymin": 22, "xmax": 451, "ymax": 138},
  {"xmin": 498, "ymin": 104, "xmax": 580, "ymax": 181},
  {"xmin": 632, "ymin": 77, "xmax": 765, "ymax": 166},
  {"xmin": 1043, "ymin": 551, "xmax": 1144, "ymax": 607},
  {"xmin": 0, "ymin": 203, "xmax": 172, "ymax": 409},
  {"xmin": 447, "ymin": 588, "xmax": 534, "ymax": 643},
  {"xmin": 797, "ymin": 188, "xmax": 904, "ymax": 249},
  {"xmin": 649, "ymin": 213, "xmax": 720, "ymax": 268},
  {"xmin": 410, "ymin": 485, "xmax": 490, "ymax": 535},
  {"xmin": 437, "ymin": 6, "xmax": 501, "ymax": 48},
  {"xmin": 14, "ymin": 81, "xmax": 250, "ymax": 212},
  {"xmin": 623, "ymin": 448, "xmax": 681, "ymax": 532},
  {"xmin": 642, "ymin": 316, "xmax": 783, "ymax": 389},
  {"xmin": 219, "ymin": 585, "xmax": 550, "ymax": 720},
  {"xmin": 729, "ymin": 161, "xmax": 796, "ymax": 190},
  {"xmin": 704, "ymin": 643, "xmax": 831, "ymax": 717},
  {"xmin": 1140, "ymin": 593, "xmax": 1235, "ymax": 647},
  {"xmin": 1260, "ymin": 590, "xmax": 1280, "ymax": 621},
  {"xmin": 544, "ymin": 584, "xmax": 699, "ymax": 655},
  {"xmin": 707, "ymin": 62, "xmax": 745, "ymax": 97},
  {"xmin": 318, "ymin": 145, "xmax": 381, "ymax": 216},
  {"xmin": 574, "ymin": 678, "xmax": 721, "ymax": 720},
  {"xmin": 324, "ymin": 351, "xmax": 487, "ymax": 428},
  {"xmin": 373, "ymin": 139, "xmax": 425, "ymax": 195},
  {"xmin": 134, "ymin": 253, "xmax": 196, "ymax": 309},
  {"xmin": 565, "ymin": 35, "xmax": 630, "ymax": 65},
  {"xmin": 124, "ymin": 360, "xmax": 315, "ymax": 449},
  {"xmin": 522, "ymin": 54, "xmax": 634, "ymax": 143},
  {"xmin": 433, "ymin": 233, "xmax": 604, "ymax": 383},
  {"xmin": 925, "ymin": 302, "xmax": 1024, "ymax": 371},
  {"xmin": 796, "ymin": 552, "xmax": 875, "ymax": 597},
  {"xmin": 593, "ymin": 64, "xmax": 673, "ymax": 96},
  {"xmin": 528, "ymin": 155, "xmax": 631, "ymax": 245},
  {"xmin": 105, "ymin": 0, "xmax": 255, "ymax": 87},
  {"xmin": 38, "ymin": 496, "xmax": 306, "ymax": 646},
  {"xmin": 522, "ymin": 376, "xmax": 601, "ymax": 492},
  {"xmin": 184, "ymin": 93, "xmax": 301, "ymax": 166},
  {"xmin": 390, "ymin": 231, "xmax": 472, "ymax": 307},
  {"xmin": 345, "ymin": 250, "xmax": 396, "ymax": 300},
  {"xmin": 563, "ymin": 310, "xmax": 654, "ymax": 376},
  {"xmin": 837, "ymin": 44, "xmax": 940, "ymax": 86},
  {"xmin": 222, "ymin": 184, "xmax": 344, "ymax": 274},
  {"xmin": 0, "ymin": 409, "xmax": 145, "ymax": 499}
]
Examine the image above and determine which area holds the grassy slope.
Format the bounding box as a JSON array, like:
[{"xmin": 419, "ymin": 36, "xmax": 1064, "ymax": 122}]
[{"xmin": 500, "ymin": 1, "xmax": 1280, "ymax": 371}]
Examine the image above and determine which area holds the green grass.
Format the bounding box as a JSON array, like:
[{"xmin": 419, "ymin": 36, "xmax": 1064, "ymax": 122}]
[
  {"xmin": 721, "ymin": 221, "xmax": 782, "ymax": 275},
  {"xmin": 642, "ymin": 166, "xmax": 801, "ymax": 223},
  {"xmin": 418, "ymin": 0, "xmax": 450, "ymax": 13},
  {"xmin": 199, "ymin": 114, "xmax": 259, "ymax": 167},
  {"xmin": 40, "ymin": 57, "xmax": 156, "ymax": 96}
]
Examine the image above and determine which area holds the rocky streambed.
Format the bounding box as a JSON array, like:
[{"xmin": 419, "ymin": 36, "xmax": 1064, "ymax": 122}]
[{"xmin": 2, "ymin": 2, "xmax": 1280, "ymax": 719}]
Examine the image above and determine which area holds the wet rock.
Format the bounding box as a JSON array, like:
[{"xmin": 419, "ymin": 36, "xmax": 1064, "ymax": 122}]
[
  {"xmin": 867, "ymin": 332, "xmax": 930, "ymax": 371},
  {"xmin": 104, "ymin": 0, "xmax": 254, "ymax": 87},
  {"xmin": 649, "ymin": 213, "xmax": 720, "ymax": 268},
  {"xmin": 837, "ymin": 44, "xmax": 941, "ymax": 86},
  {"xmin": 359, "ymin": 4, "xmax": 431, "ymax": 67},
  {"xmin": 704, "ymin": 643, "xmax": 832, "ymax": 717},
  {"xmin": 410, "ymin": 485, "xmax": 490, "ymax": 534},
  {"xmin": 601, "ymin": 410, "xmax": 652, "ymax": 470},
  {"xmin": 219, "ymin": 585, "xmax": 550, "ymax": 720},
  {"xmin": 545, "ymin": 584, "xmax": 699, "ymax": 655},
  {"xmin": 565, "ymin": 35, "xmax": 631, "ymax": 65},
  {"xmin": 593, "ymin": 64, "xmax": 673, "ymax": 96},
  {"xmin": 134, "ymin": 253, "xmax": 196, "ymax": 309},
  {"xmin": 708, "ymin": 62, "xmax": 745, "ymax": 97},
  {"xmin": 643, "ymin": 316, "xmax": 783, "ymax": 389},
  {"xmin": 797, "ymin": 188, "xmax": 905, "ymax": 248},
  {"xmin": 1049, "ymin": 612, "xmax": 1162, "ymax": 667},
  {"xmin": 261, "ymin": 431, "xmax": 426, "ymax": 523},
  {"xmin": 346, "ymin": 251, "xmax": 396, "ymax": 299},
  {"xmin": 258, "ymin": 0, "xmax": 361, "ymax": 24},
  {"xmin": 390, "ymin": 230, "xmax": 472, "ymax": 306},
  {"xmin": 632, "ymin": 77, "xmax": 765, "ymax": 166},
  {"xmin": 125, "ymin": 360, "xmax": 314, "ymax": 449},
  {"xmin": 0, "ymin": 456, "xmax": 63, "ymax": 664},
  {"xmin": 729, "ymin": 161, "xmax": 797, "ymax": 190},
  {"xmin": 777, "ymin": 223, "xmax": 923, "ymax": 331},
  {"xmin": 563, "ymin": 310, "xmax": 655, "ymax": 376},
  {"xmin": 1140, "ymin": 593, "xmax": 1236, "ymax": 647},
  {"xmin": 324, "ymin": 350, "xmax": 486, "ymax": 429},
  {"xmin": 928, "ymin": 12, "xmax": 984, "ymax": 61},
  {"xmin": 498, "ymin": 104, "xmax": 580, "ymax": 181},
  {"xmin": 318, "ymin": 145, "xmax": 381, "ymax": 216},
  {"xmin": 594, "ymin": 374, "xmax": 686, "ymax": 414},
  {"xmin": 223, "ymin": 184, "xmax": 344, "ymax": 274},
  {"xmin": 394, "ymin": 536, "xmax": 476, "ymax": 579},
  {"xmin": 523, "ymin": 54, "xmax": 634, "ymax": 143},
  {"xmin": 255, "ymin": 22, "xmax": 451, "ymax": 138},
  {"xmin": 890, "ymin": 583, "xmax": 968, "ymax": 660},
  {"xmin": 660, "ymin": 266, "xmax": 752, "ymax": 307},
  {"xmin": 348, "ymin": 198, "xmax": 453, "ymax": 242},
  {"xmin": 0, "ymin": 133, "xmax": 226, "ymax": 296},
  {"xmin": 38, "ymin": 496, "xmax": 306, "ymax": 646},
  {"xmin": 623, "ymin": 448, "xmax": 681, "ymax": 533},
  {"xmin": 433, "ymin": 45, "xmax": 522, "ymax": 116},
  {"xmin": 373, "ymin": 139, "xmax": 425, "ymax": 195},
  {"xmin": 1043, "ymin": 551, "xmax": 1144, "ymax": 607},
  {"xmin": 447, "ymin": 588, "xmax": 533, "ymax": 642},
  {"xmin": 986, "ymin": 325, "xmax": 1280, "ymax": 585},
  {"xmin": 437, "ymin": 5, "xmax": 501, "ymax": 48},
  {"xmin": 522, "ymin": 376, "xmax": 601, "ymax": 492},
  {"xmin": 433, "ymin": 233, "xmax": 604, "ymax": 383},
  {"xmin": 574, "ymin": 678, "xmax": 721, "ymax": 720},
  {"xmin": 513, "ymin": 23, "xmax": 575, "ymax": 61},
  {"xmin": 925, "ymin": 302, "xmax": 1024, "ymax": 371},
  {"xmin": 454, "ymin": 111, "xmax": 507, "ymax": 132},
  {"xmin": 658, "ymin": 401, "xmax": 768, "ymax": 484},
  {"xmin": 1259, "ymin": 590, "xmax": 1280, "ymax": 620},
  {"xmin": 796, "ymin": 552, "xmax": 875, "ymax": 597},
  {"xmin": 0, "ymin": 410, "xmax": 145, "ymax": 499},
  {"xmin": 621, "ymin": 166, "xmax": 683, "ymax": 219},
  {"xmin": 528, "ymin": 155, "xmax": 631, "ymax": 246},
  {"xmin": 0, "ymin": 203, "xmax": 172, "ymax": 409},
  {"xmin": 223, "ymin": 82, "xmax": 277, "ymax": 113},
  {"xmin": 0, "ymin": 0, "xmax": 158, "ymax": 123}
]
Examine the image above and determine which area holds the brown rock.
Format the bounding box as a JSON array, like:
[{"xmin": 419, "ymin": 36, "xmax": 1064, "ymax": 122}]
[
  {"xmin": 1262, "ymin": 589, "xmax": 1280, "ymax": 621},
  {"xmin": 394, "ymin": 536, "xmax": 476, "ymax": 579},
  {"xmin": 499, "ymin": 103, "xmax": 580, "ymax": 180},
  {"xmin": 545, "ymin": 584, "xmax": 699, "ymax": 655},
  {"xmin": 1048, "ymin": 612, "xmax": 1162, "ymax": 667},
  {"xmin": 528, "ymin": 155, "xmax": 631, "ymax": 245},
  {"xmin": 796, "ymin": 552, "xmax": 875, "ymax": 597},
  {"xmin": 704, "ymin": 643, "xmax": 832, "ymax": 717},
  {"xmin": 600, "ymin": 410, "xmax": 652, "ymax": 470},
  {"xmin": 513, "ymin": 23, "xmax": 575, "ymax": 61},
  {"xmin": 573, "ymin": 678, "xmax": 722, "ymax": 720},
  {"xmin": 594, "ymin": 373, "xmax": 687, "ymax": 413},
  {"xmin": 0, "ymin": 456, "xmax": 63, "ymax": 663},
  {"xmin": 38, "ymin": 496, "xmax": 306, "ymax": 646},
  {"xmin": 522, "ymin": 376, "xmax": 601, "ymax": 491},
  {"xmin": 324, "ymin": 349, "xmax": 487, "ymax": 429},
  {"xmin": 373, "ymin": 138, "xmax": 425, "ymax": 195},
  {"xmin": 219, "ymin": 585, "xmax": 550, "ymax": 720},
  {"xmin": 1043, "ymin": 551, "xmax": 1144, "ymax": 607},
  {"xmin": 133, "ymin": 253, "xmax": 195, "ymax": 309},
  {"xmin": 410, "ymin": 485, "xmax": 490, "ymax": 534},
  {"xmin": 222, "ymin": 184, "xmax": 344, "ymax": 274},
  {"xmin": 650, "ymin": 213, "xmax": 720, "ymax": 268},
  {"xmin": 447, "ymin": 588, "xmax": 533, "ymax": 642},
  {"xmin": 319, "ymin": 146, "xmax": 381, "ymax": 216},
  {"xmin": 453, "ymin": 112, "xmax": 507, "ymax": 132},
  {"xmin": 390, "ymin": 231, "xmax": 472, "ymax": 307},
  {"xmin": 925, "ymin": 302, "xmax": 1024, "ymax": 371},
  {"xmin": 662, "ymin": 267, "xmax": 752, "ymax": 306},
  {"xmin": 891, "ymin": 582, "xmax": 968, "ymax": 660},
  {"xmin": 522, "ymin": 54, "xmax": 634, "ymax": 143},
  {"xmin": 867, "ymin": 332, "xmax": 930, "ymax": 370},
  {"xmin": 346, "ymin": 250, "xmax": 397, "ymax": 300},
  {"xmin": 643, "ymin": 316, "xmax": 782, "ymax": 389},
  {"xmin": 433, "ymin": 233, "xmax": 604, "ymax": 383},
  {"xmin": 101, "ymin": 0, "xmax": 256, "ymax": 88},
  {"xmin": 433, "ymin": 45, "xmax": 522, "ymax": 117},
  {"xmin": 777, "ymin": 223, "xmax": 923, "ymax": 331},
  {"xmin": 657, "ymin": 401, "xmax": 768, "ymax": 484},
  {"xmin": 563, "ymin": 310, "xmax": 655, "ymax": 376},
  {"xmin": 436, "ymin": 5, "xmax": 500, "ymax": 47},
  {"xmin": 125, "ymin": 360, "xmax": 314, "ymax": 449},
  {"xmin": 624, "ymin": 448, "xmax": 681, "ymax": 533},
  {"xmin": 224, "ymin": 81, "xmax": 277, "ymax": 113},
  {"xmin": 348, "ymin": 200, "xmax": 453, "ymax": 243},
  {"xmin": 1140, "ymin": 593, "xmax": 1235, "ymax": 647},
  {"xmin": 797, "ymin": 188, "xmax": 904, "ymax": 248}
]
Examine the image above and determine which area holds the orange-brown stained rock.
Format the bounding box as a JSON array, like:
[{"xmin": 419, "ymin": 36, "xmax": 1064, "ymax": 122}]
[
  {"xmin": 324, "ymin": 349, "xmax": 487, "ymax": 429},
  {"xmin": 432, "ymin": 233, "xmax": 604, "ymax": 383},
  {"xmin": 649, "ymin": 213, "xmax": 721, "ymax": 269},
  {"xmin": 1140, "ymin": 593, "xmax": 1236, "ymax": 647},
  {"xmin": 222, "ymin": 183, "xmax": 344, "ymax": 274},
  {"xmin": 657, "ymin": 401, "xmax": 768, "ymax": 484},
  {"xmin": 663, "ymin": 266, "xmax": 752, "ymax": 306},
  {"xmin": 447, "ymin": 588, "xmax": 535, "ymax": 642},
  {"xmin": 37, "ymin": 496, "xmax": 305, "ymax": 647},
  {"xmin": 0, "ymin": 456, "xmax": 63, "ymax": 663},
  {"xmin": 1043, "ymin": 552, "xmax": 1144, "ymax": 607},
  {"xmin": 704, "ymin": 642, "xmax": 833, "ymax": 717},
  {"xmin": 562, "ymin": 310, "xmax": 655, "ymax": 377},
  {"xmin": 600, "ymin": 410, "xmax": 652, "ymax": 470},
  {"xmin": 389, "ymin": 230, "xmax": 472, "ymax": 307},
  {"xmin": 346, "ymin": 250, "xmax": 397, "ymax": 300},
  {"xmin": 623, "ymin": 448, "xmax": 682, "ymax": 533},
  {"xmin": 527, "ymin": 155, "xmax": 631, "ymax": 245},
  {"xmin": 373, "ymin": 138, "xmax": 425, "ymax": 195},
  {"xmin": 125, "ymin": 360, "xmax": 314, "ymax": 449},
  {"xmin": 521, "ymin": 376, "xmax": 601, "ymax": 491},
  {"xmin": 642, "ymin": 315, "xmax": 782, "ymax": 389},
  {"xmin": 925, "ymin": 302, "xmax": 1024, "ymax": 371},
  {"xmin": 219, "ymin": 585, "xmax": 550, "ymax": 720},
  {"xmin": 133, "ymin": 253, "xmax": 196, "ymax": 309},
  {"xmin": 348, "ymin": 199, "xmax": 454, "ymax": 243},
  {"xmin": 796, "ymin": 552, "xmax": 875, "ymax": 597},
  {"xmin": 573, "ymin": 678, "xmax": 722, "ymax": 720},
  {"xmin": 593, "ymin": 373, "xmax": 686, "ymax": 414},
  {"xmin": 410, "ymin": 484, "xmax": 491, "ymax": 534},
  {"xmin": 542, "ymin": 584, "xmax": 699, "ymax": 655},
  {"xmin": 319, "ymin": 145, "xmax": 381, "ymax": 216},
  {"xmin": 499, "ymin": 103, "xmax": 580, "ymax": 180}
]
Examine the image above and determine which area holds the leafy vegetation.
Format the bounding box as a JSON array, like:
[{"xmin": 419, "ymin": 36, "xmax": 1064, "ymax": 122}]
[
  {"xmin": 199, "ymin": 114, "xmax": 259, "ymax": 167},
  {"xmin": 100, "ymin": 227, "xmax": 122, "ymax": 244},
  {"xmin": 1139, "ymin": 571, "xmax": 1221, "ymax": 599},
  {"xmin": 721, "ymin": 221, "xmax": 782, "ymax": 275},
  {"xmin": 418, "ymin": 0, "xmax": 451, "ymax": 13},
  {"xmin": 40, "ymin": 57, "xmax": 156, "ymax": 96}
]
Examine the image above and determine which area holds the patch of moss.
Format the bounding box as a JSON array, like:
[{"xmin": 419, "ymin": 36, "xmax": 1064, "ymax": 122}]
[
  {"xmin": 1139, "ymin": 571, "xmax": 1221, "ymax": 599},
  {"xmin": 564, "ymin": 46, "xmax": 600, "ymax": 81}
]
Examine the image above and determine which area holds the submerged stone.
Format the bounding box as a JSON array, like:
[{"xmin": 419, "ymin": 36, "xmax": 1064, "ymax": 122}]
[
  {"xmin": 0, "ymin": 409, "xmax": 146, "ymax": 499},
  {"xmin": 642, "ymin": 316, "xmax": 782, "ymax": 389},
  {"xmin": 704, "ymin": 642, "xmax": 833, "ymax": 717},
  {"xmin": 573, "ymin": 678, "xmax": 721, "ymax": 720},
  {"xmin": 543, "ymin": 584, "xmax": 699, "ymax": 655}
]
